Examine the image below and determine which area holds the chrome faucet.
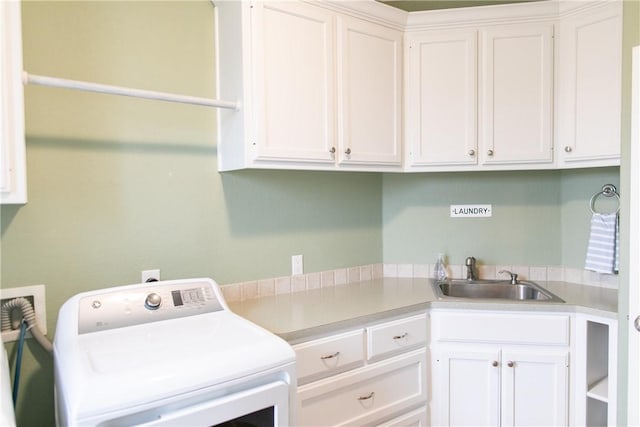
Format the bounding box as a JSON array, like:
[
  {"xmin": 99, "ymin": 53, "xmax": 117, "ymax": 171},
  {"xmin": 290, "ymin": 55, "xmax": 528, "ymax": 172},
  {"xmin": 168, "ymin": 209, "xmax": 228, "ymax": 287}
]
[
  {"xmin": 499, "ymin": 269, "xmax": 519, "ymax": 284},
  {"xmin": 465, "ymin": 257, "xmax": 477, "ymax": 280}
]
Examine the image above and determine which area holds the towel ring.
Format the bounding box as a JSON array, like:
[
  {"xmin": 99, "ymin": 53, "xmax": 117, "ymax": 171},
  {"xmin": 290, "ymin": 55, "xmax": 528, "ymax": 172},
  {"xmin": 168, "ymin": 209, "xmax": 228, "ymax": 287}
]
[{"xmin": 590, "ymin": 184, "xmax": 620, "ymax": 214}]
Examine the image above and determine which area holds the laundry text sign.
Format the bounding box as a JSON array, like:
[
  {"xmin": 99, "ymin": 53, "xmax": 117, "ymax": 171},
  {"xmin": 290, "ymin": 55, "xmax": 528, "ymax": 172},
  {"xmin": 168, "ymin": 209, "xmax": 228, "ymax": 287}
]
[{"xmin": 450, "ymin": 204, "xmax": 493, "ymax": 218}]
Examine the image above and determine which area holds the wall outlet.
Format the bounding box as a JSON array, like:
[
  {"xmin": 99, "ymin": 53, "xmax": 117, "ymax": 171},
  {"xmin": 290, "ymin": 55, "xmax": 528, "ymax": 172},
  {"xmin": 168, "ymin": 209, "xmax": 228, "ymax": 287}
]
[
  {"xmin": 292, "ymin": 255, "xmax": 303, "ymax": 276},
  {"xmin": 142, "ymin": 269, "xmax": 161, "ymax": 283},
  {"xmin": 0, "ymin": 284, "xmax": 47, "ymax": 342}
]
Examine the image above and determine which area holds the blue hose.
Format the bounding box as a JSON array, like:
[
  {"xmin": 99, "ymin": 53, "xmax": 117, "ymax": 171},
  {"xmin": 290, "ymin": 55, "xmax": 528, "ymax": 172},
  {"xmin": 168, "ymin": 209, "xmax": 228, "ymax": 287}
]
[{"xmin": 12, "ymin": 320, "xmax": 28, "ymax": 407}]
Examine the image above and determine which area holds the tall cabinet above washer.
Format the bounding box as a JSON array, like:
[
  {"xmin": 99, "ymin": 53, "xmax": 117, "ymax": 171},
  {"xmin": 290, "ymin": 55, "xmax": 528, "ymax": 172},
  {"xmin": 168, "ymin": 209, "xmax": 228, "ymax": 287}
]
[
  {"xmin": 0, "ymin": 1, "xmax": 26, "ymax": 204},
  {"xmin": 214, "ymin": 0, "xmax": 406, "ymax": 172}
]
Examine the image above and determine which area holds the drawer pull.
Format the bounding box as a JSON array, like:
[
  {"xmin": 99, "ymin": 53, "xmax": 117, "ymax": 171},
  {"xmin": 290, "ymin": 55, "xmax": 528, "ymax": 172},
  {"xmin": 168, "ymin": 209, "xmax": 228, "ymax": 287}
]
[
  {"xmin": 358, "ymin": 392, "xmax": 375, "ymax": 401},
  {"xmin": 320, "ymin": 351, "xmax": 340, "ymax": 360},
  {"xmin": 393, "ymin": 332, "xmax": 408, "ymax": 340}
]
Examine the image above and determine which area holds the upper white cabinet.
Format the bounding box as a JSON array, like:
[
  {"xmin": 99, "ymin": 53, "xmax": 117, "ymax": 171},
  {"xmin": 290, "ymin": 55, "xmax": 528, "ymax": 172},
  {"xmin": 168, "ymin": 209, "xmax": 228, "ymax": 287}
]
[
  {"xmin": 215, "ymin": 0, "xmax": 622, "ymax": 173},
  {"xmin": 337, "ymin": 16, "xmax": 402, "ymax": 167},
  {"xmin": 405, "ymin": 30, "xmax": 478, "ymax": 167},
  {"xmin": 250, "ymin": 1, "xmax": 335, "ymax": 165},
  {"xmin": 405, "ymin": 20, "xmax": 554, "ymax": 171},
  {"xmin": 215, "ymin": 1, "xmax": 404, "ymax": 172},
  {"xmin": 479, "ymin": 24, "xmax": 554, "ymax": 166},
  {"xmin": 1, "ymin": 1, "xmax": 26, "ymax": 204},
  {"xmin": 556, "ymin": 1, "xmax": 622, "ymax": 168}
]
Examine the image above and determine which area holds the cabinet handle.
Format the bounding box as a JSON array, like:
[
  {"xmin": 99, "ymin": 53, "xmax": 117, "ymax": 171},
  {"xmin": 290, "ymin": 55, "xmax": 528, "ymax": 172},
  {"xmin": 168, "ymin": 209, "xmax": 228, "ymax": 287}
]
[
  {"xmin": 507, "ymin": 361, "xmax": 515, "ymax": 368},
  {"xmin": 468, "ymin": 149, "xmax": 475, "ymax": 156},
  {"xmin": 329, "ymin": 147, "xmax": 336, "ymax": 154},
  {"xmin": 345, "ymin": 148, "xmax": 352, "ymax": 155},
  {"xmin": 358, "ymin": 392, "xmax": 375, "ymax": 401},
  {"xmin": 487, "ymin": 149, "xmax": 494, "ymax": 156},
  {"xmin": 320, "ymin": 351, "xmax": 340, "ymax": 360},
  {"xmin": 393, "ymin": 332, "xmax": 408, "ymax": 340},
  {"xmin": 564, "ymin": 146, "xmax": 573, "ymax": 153},
  {"xmin": 492, "ymin": 360, "xmax": 499, "ymax": 367}
]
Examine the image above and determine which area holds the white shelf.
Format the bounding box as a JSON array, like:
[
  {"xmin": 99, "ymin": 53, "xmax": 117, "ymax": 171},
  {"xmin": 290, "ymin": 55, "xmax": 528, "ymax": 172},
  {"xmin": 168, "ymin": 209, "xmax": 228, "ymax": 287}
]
[{"xmin": 587, "ymin": 376, "xmax": 609, "ymax": 403}]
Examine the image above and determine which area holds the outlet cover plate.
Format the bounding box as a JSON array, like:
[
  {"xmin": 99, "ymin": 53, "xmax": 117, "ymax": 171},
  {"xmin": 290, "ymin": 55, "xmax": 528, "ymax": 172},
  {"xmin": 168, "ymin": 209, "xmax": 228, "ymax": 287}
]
[{"xmin": 292, "ymin": 255, "xmax": 303, "ymax": 276}]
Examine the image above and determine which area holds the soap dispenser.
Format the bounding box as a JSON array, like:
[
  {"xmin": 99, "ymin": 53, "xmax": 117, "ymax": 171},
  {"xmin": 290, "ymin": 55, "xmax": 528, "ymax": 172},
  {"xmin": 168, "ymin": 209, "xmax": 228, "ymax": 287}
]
[{"xmin": 434, "ymin": 253, "xmax": 447, "ymax": 282}]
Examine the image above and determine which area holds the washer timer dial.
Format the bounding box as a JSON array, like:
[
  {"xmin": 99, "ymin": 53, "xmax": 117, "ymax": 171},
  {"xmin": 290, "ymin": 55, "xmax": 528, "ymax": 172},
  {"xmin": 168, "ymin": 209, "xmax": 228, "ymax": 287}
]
[{"xmin": 144, "ymin": 293, "xmax": 162, "ymax": 310}]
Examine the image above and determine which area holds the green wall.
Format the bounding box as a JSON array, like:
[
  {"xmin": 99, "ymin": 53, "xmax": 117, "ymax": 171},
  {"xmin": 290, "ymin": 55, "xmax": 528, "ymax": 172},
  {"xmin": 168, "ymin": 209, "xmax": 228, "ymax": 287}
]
[
  {"xmin": 0, "ymin": 1, "xmax": 631, "ymax": 426},
  {"xmin": 382, "ymin": 171, "xmax": 562, "ymax": 266},
  {"xmin": 382, "ymin": 168, "xmax": 619, "ymax": 268},
  {"xmin": 1, "ymin": 2, "xmax": 382, "ymax": 425}
]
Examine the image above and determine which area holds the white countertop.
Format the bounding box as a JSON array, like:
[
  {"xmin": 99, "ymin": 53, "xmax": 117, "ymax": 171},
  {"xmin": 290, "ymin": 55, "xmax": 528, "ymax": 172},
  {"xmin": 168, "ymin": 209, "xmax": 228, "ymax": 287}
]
[{"xmin": 229, "ymin": 278, "xmax": 618, "ymax": 343}]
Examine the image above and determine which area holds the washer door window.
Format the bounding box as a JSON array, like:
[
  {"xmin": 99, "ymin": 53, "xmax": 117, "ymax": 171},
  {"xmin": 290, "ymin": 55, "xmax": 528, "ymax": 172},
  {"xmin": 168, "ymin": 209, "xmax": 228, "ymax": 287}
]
[
  {"xmin": 135, "ymin": 381, "xmax": 289, "ymax": 427},
  {"xmin": 215, "ymin": 406, "xmax": 274, "ymax": 426}
]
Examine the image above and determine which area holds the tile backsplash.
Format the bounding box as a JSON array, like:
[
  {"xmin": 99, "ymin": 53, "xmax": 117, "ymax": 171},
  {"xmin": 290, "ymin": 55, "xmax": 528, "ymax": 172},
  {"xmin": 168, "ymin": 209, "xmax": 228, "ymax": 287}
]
[{"xmin": 221, "ymin": 262, "xmax": 618, "ymax": 303}]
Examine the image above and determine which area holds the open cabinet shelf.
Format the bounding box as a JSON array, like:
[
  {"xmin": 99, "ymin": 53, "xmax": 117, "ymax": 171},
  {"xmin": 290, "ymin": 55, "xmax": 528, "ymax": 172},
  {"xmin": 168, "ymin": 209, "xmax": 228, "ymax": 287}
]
[
  {"xmin": 578, "ymin": 316, "xmax": 617, "ymax": 427},
  {"xmin": 587, "ymin": 376, "xmax": 609, "ymax": 403}
]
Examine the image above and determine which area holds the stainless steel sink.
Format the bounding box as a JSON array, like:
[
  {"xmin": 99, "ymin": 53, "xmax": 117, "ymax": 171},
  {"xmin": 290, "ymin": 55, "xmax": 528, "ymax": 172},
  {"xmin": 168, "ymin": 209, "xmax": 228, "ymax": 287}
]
[{"xmin": 433, "ymin": 279, "xmax": 564, "ymax": 302}]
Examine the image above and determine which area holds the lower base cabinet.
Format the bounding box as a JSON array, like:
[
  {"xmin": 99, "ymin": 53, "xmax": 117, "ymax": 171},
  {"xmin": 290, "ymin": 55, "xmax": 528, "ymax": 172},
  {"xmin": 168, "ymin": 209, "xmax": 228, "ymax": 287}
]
[
  {"xmin": 377, "ymin": 407, "xmax": 428, "ymax": 427},
  {"xmin": 430, "ymin": 310, "xmax": 570, "ymax": 427},
  {"xmin": 293, "ymin": 313, "xmax": 428, "ymax": 426},
  {"xmin": 432, "ymin": 346, "xmax": 569, "ymax": 426},
  {"xmin": 298, "ymin": 349, "xmax": 426, "ymax": 426},
  {"xmin": 291, "ymin": 308, "xmax": 614, "ymax": 426}
]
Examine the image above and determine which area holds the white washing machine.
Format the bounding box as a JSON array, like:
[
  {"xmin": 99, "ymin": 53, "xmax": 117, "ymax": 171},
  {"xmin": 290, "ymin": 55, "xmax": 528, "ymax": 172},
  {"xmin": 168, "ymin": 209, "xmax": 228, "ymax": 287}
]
[{"xmin": 54, "ymin": 278, "xmax": 296, "ymax": 427}]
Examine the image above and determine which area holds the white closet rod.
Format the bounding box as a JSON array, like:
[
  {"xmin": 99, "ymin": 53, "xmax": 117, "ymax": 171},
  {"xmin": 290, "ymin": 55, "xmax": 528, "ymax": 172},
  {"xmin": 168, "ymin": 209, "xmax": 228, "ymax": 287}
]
[{"xmin": 22, "ymin": 72, "xmax": 240, "ymax": 111}]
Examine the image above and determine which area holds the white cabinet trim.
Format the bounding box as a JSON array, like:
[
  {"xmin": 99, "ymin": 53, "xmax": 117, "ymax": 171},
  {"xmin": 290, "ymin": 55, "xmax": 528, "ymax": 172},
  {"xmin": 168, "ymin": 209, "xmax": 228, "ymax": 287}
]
[{"xmin": 1, "ymin": 0, "xmax": 26, "ymax": 204}]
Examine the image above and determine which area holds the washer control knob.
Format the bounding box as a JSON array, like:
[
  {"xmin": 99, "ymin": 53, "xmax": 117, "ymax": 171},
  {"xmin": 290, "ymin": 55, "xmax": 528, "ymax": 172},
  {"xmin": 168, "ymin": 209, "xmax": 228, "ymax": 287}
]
[{"xmin": 144, "ymin": 293, "xmax": 162, "ymax": 310}]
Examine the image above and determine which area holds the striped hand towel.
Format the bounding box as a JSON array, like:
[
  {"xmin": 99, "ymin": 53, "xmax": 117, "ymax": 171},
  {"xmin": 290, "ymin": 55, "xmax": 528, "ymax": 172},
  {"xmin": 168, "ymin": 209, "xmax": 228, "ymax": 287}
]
[{"xmin": 585, "ymin": 213, "xmax": 619, "ymax": 274}]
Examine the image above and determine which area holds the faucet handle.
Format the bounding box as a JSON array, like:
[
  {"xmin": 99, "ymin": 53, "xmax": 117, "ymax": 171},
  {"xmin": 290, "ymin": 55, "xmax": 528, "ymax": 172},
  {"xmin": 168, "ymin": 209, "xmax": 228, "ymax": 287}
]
[{"xmin": 498, "ymin": 270, "xmax": 518, "ymax": 284}]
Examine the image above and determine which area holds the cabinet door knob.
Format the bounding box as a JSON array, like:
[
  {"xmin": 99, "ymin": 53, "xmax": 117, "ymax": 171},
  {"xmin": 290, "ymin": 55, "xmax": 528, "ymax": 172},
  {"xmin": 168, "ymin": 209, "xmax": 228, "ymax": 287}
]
[
  {"xmin": 492, "ymin": 360, "xmax": 499, "ymax": 367},
  {"xmin": 564, "ymin": 146, "xmax": 573, "ymax": 153},
  {"xmin": 345, "ymin": 148, "xmax": 352, "ymax": 155},
  {"xmin": 468, "ymin": 149, "xmax": 476, "ymax": 156},
  {"xmin": 329, "ymin": 147, "xmax": 336, "ymax": 154},
  {"xmin": 487, "ymin": 149, "xmax": 494, "ymax": 156},
  {"xmin": 507, "ymin": 361, "xmax": 515, "ymax": 368}
]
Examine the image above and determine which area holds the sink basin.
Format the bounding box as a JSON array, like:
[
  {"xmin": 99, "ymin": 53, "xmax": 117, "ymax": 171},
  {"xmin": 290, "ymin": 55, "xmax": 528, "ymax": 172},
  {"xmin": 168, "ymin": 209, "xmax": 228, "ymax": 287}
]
[{"xmin": 434, "ymin": 279, "xmax": 564, "ymax": 302}]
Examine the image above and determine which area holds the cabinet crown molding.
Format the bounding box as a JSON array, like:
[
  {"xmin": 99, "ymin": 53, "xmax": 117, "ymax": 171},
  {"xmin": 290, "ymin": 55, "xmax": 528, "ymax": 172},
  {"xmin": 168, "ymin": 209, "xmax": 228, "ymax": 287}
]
[{"xmin": 404, "ymin": 0, "xmax": 620, "ymax": 31}]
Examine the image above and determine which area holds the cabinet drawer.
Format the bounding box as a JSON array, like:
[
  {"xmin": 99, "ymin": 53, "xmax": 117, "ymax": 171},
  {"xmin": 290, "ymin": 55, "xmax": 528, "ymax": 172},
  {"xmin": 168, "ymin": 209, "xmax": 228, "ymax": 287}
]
[
  {"xmin": 377, "ymin": 407, "xmax": 428, "ymax": 427},
  {"xmin": 433, "ymin": 311, "xmax": 570, "ymax": 345},
  {"xmin": 367, "ymin": 313, "xmax": 428, "ymax": 360},
  {"xmin": 298, "ymin": 348, "xmax": 427, "ymax": 427},
  {"xmin": 294, "ymin": 329, "xmax": 364, "ymax": 384}
]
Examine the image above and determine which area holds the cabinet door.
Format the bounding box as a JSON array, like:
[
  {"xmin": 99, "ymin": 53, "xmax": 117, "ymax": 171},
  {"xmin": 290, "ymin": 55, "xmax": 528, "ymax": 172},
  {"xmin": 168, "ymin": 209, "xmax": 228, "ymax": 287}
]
[
  {"xmin": 479, "ymin": 24, "xmax": 553, "ymax": 166},
  {"xmin": 501, "ymin": 349, "xmax": 569, "ymax": 427},
  {"xmin": 405, "ymin": 30, "xmax": 477, "ymax": 167},
  {"xmin": 556, "ymin": 3, "xmax": 622, "ymax": 167},
  {"xmin": 378, "ymin": 407, "xmax": 428, "ymax": 427},
  {"xmin": 0, "ymin": 1, "xmax": 26, "ymax": 204},
  {"xmin": 337, "ymin": 16, "xmax": 402, "ymax": 166},
  {"xmin": 432, "ymin": 347, "xmax": 501, "ymax": 427},
  {"xmin": 251, "ymin": 2, "xmax": 335, "ymax": 164}
]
